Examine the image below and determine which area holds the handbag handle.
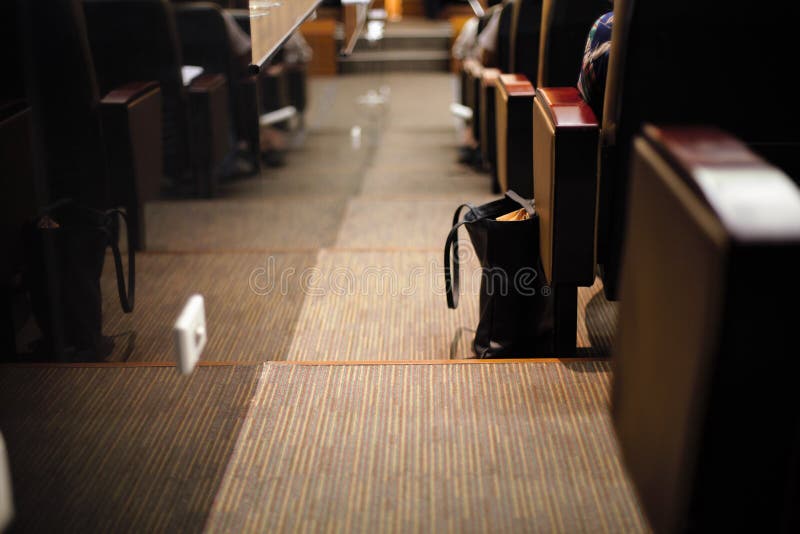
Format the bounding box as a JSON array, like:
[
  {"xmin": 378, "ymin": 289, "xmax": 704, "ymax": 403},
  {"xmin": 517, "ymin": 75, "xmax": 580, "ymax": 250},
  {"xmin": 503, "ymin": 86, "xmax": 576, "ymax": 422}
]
[
  {"xmin": 105, "ymin": 209, "xmax": 135, "ymax": 313},
  {"xmin": 445, "ymin": 193, "xmax": 534, "ymax": 310},
  {"xmin": 505, "ymin": 190, "xmax": 535, "ymax": 216},
  {"xmin": 37, "ymin": 200, "xmax": 136, "ymax": 313},
  {"xmin": 444, "ymin": 203, "xmax": 476, "ymax": 309}
]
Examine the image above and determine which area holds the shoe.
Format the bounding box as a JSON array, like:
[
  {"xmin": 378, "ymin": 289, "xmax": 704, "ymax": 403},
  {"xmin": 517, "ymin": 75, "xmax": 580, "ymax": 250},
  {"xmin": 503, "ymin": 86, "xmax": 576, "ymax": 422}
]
[
  {"xmin": 222, "ymin": 155, "xmax": 257, "ymax": 179},
  {"xmin": 262, "ymin": 149, "xmax": 286, "ymax": 167},
  {"xmin": 457, "ymin": 146, "xmax": 475, "ymax": 164},
  {"xmin": 471, "ymin": 150, "xmax": 484, "ymax": 169}
]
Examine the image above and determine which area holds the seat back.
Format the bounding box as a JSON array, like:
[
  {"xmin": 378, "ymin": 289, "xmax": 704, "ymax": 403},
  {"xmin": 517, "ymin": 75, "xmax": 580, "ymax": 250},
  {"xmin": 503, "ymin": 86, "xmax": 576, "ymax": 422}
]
[
  {"xmin": 17, "ymin": 0, "xmax": 109, "ymax": 208},
  {"xmin": 614, "ymin": 126, "xmax": 800, "ymax": 533},
  {"xmin": 173, "ymin": 3, "xmax": 235, "ymax": 79},
  {"xmin": 495, "ymin": 0, "xmax": 515, "ymax": 73},
  {"xmin": 172, "ymin": 3, "xmax": 246, "ymax": 139},
  {"xmin": 537, "ymin": 0, "xmax": 607, "ymax": 86},
  {"xmin": 509, "ymin": 0, "xmax": 543, "ymax": 83},
  {"xmin": 83, "ymin": 0, "xmax": 191, "ymax": 180},
  {"xmin": 597, "ymin": 0, "xmax": 800, "ymax": 299}
]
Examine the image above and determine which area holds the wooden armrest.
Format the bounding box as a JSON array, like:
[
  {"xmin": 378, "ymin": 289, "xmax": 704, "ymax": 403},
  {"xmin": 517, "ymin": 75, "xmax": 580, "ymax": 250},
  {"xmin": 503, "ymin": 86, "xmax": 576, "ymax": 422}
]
[
  {"xmin": 188, "ymin": 73, "xmax": 227, "ymax": 93},
  {"xmin": 479, "ymin": 69, "xmax": 502, "ymax": 182},
  {"xmin": 100, "ymin": 81, "xmax": 159, "ymax": 106},
  {"xmin": 642, "ymin": 125, "xmax": 764, "ymax": 173},
  {"xmin": 494, "ymin": 74, "xmax": 536, "ymax": 196},
  {"xmin": 496, "ymin": 74, "xmax": 535, "ymax": 97},
  {"xmin": 187, "ymin": 74, "xmax": 231, "ymax": 197},
  {"xmin": 239, "ymin": 73, "xmax": 260, "ymax": 86},
  {"xmin": 642, "ymin": 125, "xmax": 800, "ymax": 242},
  {"xmin": 536, "ymin": 87, "xmax": 598, "ymax": 130},
  {"xmin": 533, "ymin": 86, "xmax": 600, "ymax": 286},
  {"xmin": 99, "ymin": 82, "xmax": 162, "ymax": 250}
]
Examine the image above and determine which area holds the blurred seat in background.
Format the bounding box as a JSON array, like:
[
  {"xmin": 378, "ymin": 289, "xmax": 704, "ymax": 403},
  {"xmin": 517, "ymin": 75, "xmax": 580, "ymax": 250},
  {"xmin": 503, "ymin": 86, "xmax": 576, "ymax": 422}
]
[
  {"xmin": 83, "ymin": 0, "xmax": 233, "ymax": 198},
  {"xmin": 494, "ymin": 0, "xmax": 606, "ymax": 197},
  {"xmin": 530, "ymin": 0, "xmax": 800, "ymax": 355},
  {"xmin": 11, "ymin": 0, "xmax": 162, "ymax": 360},
  {"xmin": 17, "ymin": 0, "xmax": 162, "ymax": 250},
  {"xmin": 172, "ymin": 1, "xmax": 263, "ymax": 173}
]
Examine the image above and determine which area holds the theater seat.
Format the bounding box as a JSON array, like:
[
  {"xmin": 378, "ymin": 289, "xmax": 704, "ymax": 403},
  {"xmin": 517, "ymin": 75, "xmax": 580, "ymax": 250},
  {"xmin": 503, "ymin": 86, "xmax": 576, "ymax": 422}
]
[
  {"xmin": 100, "ymin": 82, "xmax": 163, "ymax": 249},
  {"xmin": 173, "ymin": 2, "xmax": 262, "ymax": 170},
  {"xmin": 479, "ymin": 0, "xmax": 541, "ymax": 191},
  {"xmin": 613, "ymin": 126, "xmax": 800, "ymax": 533},
  {"xmin": 530, "ymin": 0, "xmax": 800, "ymax": 360},
  {"xmin": 597, "ymin": 0, "xmax": 800, "ymax": 299},
  {"xmin": 494, "ymin": 0, "xmax": 605, "ymax": 196},
  {"xmin": 532, "ymin": 87, "xmax": 598, "ymax": 354},
  {"xmin": 461, "ymin": 4, "xmax": 503, "ymax": 165},
  {"xmin": 83, "ymin": 0, "xmax": 233, "ymax": 198},
  {"xmin": 260, "ymin": 63, "xmax": 291, "ymax": 116},
  {"xmin": 0, "ymin": 102, "xmax": 38, "ymax": 358},
  {"xmin": 286, "ymin": 62, "xmax": 308, "ymax": 119},
  {"xmin": 17, "ymin": 0, "xmax": 162, "ymax": 250},
  {"xmin": 495, "ymin": 74, "xmax": 534, "ymax": 195}
]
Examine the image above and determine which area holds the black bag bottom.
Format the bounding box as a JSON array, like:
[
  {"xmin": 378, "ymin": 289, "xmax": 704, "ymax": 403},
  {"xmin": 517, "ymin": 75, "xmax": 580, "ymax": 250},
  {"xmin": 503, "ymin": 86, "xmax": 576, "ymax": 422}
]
[{"xmin": 446, "ymin": 192, "xmax": 555, "ymax": 359}]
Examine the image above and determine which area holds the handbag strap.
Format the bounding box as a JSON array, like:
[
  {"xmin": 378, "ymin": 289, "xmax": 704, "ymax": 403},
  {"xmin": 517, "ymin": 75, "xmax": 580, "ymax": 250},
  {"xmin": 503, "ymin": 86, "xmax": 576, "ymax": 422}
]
[
  {"xmin": 445, "ymin": 203, "xmax": 477, "ymax": 309},
  {"xmin": 105, "ymin": 209, "xmax": 135, "ymax": 313},
  {"xmin": 505, "ymin": 190, "xmax": 535, "ymax": 216}
]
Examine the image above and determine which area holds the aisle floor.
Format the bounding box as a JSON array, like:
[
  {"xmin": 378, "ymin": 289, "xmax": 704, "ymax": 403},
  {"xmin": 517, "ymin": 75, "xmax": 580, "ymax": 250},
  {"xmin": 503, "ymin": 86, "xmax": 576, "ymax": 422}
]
[{"xmin": 101, "ymin": 73, "xmax": 616, "ymax": 362}]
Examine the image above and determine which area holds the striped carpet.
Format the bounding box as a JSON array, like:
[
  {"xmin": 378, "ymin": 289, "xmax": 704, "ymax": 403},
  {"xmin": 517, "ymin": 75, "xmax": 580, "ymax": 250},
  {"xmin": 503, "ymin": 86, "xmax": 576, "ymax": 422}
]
[
  {"xmin": 577, "ymin": 278, "xmax": 618, "ymax": 357},
  {"xmin": 0, "ymin": 365, "xmax": 260, "ymax": 532},
  {"xmin": 335, "ymin": 197, "xmax": 496, "ymax": 250},
  {"xmin": 143, "ymin": 197, "xmax": 349, "ymax": 252},
  {"xmin": 285, "ymin": 250, "xmax": 615, "ymax": 360},
  {"xmin": 206, "ymin": 361, "xmax": 649, "ymax": 533},
  {"xmin": 2, "ymin": 66, "xmax": 642, "ymax": 534},
  {"xmin": 0, "ymin": 362, "xmax": 646, "ymax": 532},
  {"xmin": 91, "ymin": 72, "xmax": 617, "ymax": 362},
  {"xmin": 101, "ymin": 252, "xmax": 316, "ymax": 362},
  {"xmin": 360, "ymin": 164, "xmax": 493, "ymax": 197},
  {"xmin": 285, "ymin": 250, "xmax": 482, "ymax": 360},
  {"xmin": 218, "ymin": 167, "xmax": 365, "ymax": 198}
]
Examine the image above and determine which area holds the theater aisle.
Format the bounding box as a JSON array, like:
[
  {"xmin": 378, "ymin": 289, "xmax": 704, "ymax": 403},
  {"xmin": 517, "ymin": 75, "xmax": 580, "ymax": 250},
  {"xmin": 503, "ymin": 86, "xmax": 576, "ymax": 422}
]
[
  {"xmin": 100, "ymin": 72, "xmax": 616, "ymax": 362},
  {"xmin": 3, "ymin": 75, "xmax": 642, "ymax": 534},
  {"xmin": 0, "ymin": 360, "xmax": 649, "ymax": 532}
]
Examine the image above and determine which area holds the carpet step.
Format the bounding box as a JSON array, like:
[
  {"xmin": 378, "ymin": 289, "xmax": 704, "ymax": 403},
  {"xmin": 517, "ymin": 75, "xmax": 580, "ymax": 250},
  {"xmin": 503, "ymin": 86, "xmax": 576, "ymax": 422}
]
[
  {"xmin": 345, "ymin": 34, "xmax": 451, "ymax": 53},
  {"xmin": 338, "ymin": 49, "xmax": 450, "ymax": 73}
]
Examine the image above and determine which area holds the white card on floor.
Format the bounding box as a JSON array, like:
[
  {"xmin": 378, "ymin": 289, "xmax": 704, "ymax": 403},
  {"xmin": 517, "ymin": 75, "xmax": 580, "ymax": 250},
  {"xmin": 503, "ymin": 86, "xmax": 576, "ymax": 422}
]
[
  {"xmin": 173, "ymin": 294, "xmax": 207, "ymax": 375},
  {"xmin": 0, "ymin": 432, "xmax": 13, "ymax": 531}
]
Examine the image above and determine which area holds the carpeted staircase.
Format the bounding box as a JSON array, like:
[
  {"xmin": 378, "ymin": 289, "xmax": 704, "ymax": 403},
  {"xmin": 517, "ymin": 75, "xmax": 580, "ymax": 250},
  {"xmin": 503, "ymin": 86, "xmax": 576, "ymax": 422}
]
[
  {"xmin": 0, "ymin": 73, "xmax": 644, "ymax": 533},
  {"xmin": 0, "ymin": 360, "xmax": 649, "ymax": 533},
  {"xmin": 97, "ymin": 72, "xmax": 617, "ymax": 363},
  {"xmin": 338, "ymin": 19, "xmax": 452, "ymax": 74}
]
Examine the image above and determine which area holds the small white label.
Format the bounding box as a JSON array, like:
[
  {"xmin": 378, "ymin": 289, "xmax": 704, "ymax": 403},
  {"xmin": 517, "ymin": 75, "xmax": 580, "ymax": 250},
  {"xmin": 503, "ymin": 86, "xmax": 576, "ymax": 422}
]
[{"xmin": 173, "ymin": 295, "xmax": 207, "ymax": 375}]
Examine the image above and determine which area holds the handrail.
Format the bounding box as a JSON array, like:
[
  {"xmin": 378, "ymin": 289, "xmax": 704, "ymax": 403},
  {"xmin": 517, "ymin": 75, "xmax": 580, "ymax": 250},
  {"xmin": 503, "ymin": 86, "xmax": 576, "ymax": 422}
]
[
  {"xmin": 340, "ymin": 0, "xmax": 374, "ymax": 57},
  {"xmin": 247, "ymin": 0, "xmax": 322, "ymax": 73},
  {"xmin": 467, "ymin": 0, "xmax": 485, "ymax": 17}
]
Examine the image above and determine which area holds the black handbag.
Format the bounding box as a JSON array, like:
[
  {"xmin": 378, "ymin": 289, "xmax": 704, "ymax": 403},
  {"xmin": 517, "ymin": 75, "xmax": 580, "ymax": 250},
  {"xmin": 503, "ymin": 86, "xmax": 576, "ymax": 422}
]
[
  {"xmin": 24, "ymin": 200, "xmax": 135, "ymax": 360},
  {"xmin": 445, "ymin": 191, "xmax": 552, "ymax": 358}
]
